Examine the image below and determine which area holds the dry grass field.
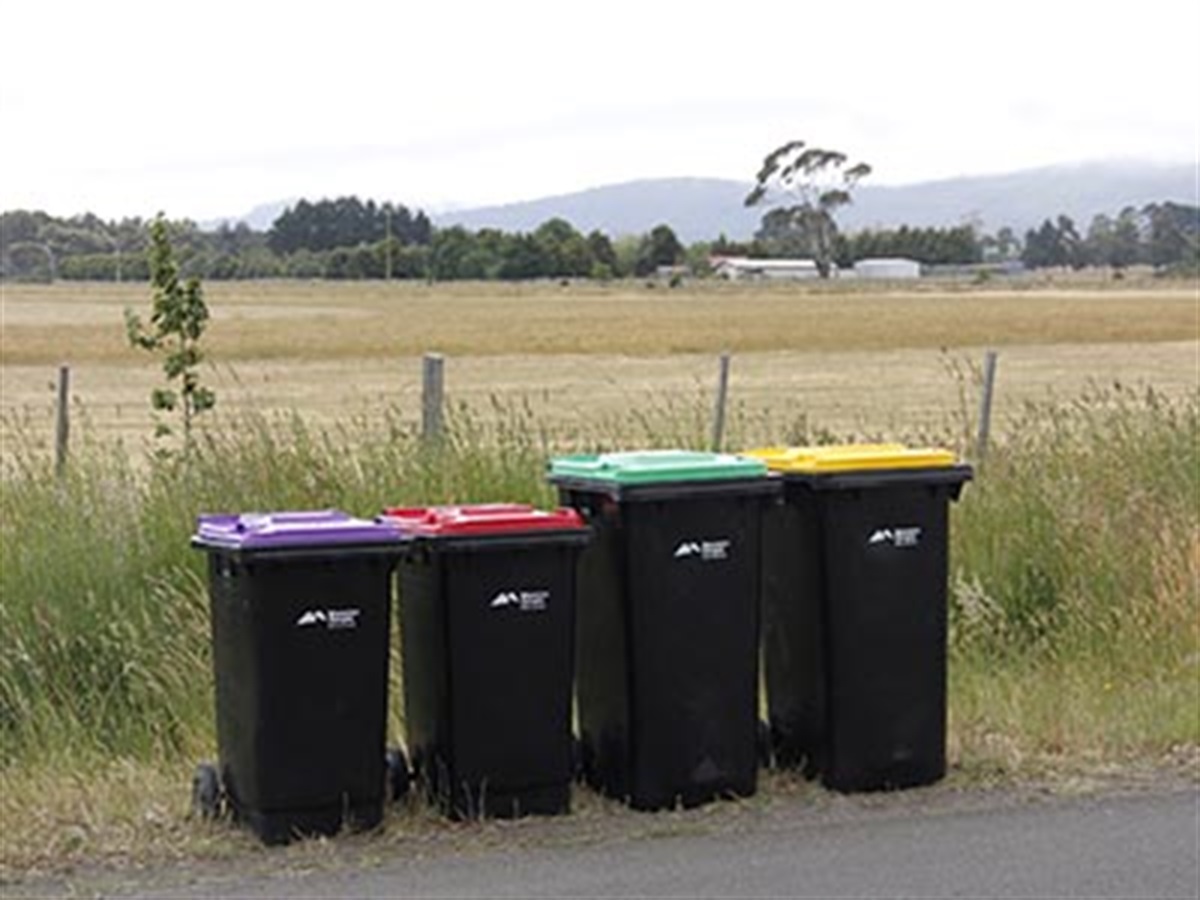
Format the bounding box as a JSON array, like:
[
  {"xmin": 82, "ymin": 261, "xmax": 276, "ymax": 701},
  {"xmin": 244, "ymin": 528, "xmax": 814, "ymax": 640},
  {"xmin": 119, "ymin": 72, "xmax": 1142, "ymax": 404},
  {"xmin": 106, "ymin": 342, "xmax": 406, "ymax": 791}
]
[{"xmin": 2, "ymin": 278, "xmax": 1197, "ymax": 456}]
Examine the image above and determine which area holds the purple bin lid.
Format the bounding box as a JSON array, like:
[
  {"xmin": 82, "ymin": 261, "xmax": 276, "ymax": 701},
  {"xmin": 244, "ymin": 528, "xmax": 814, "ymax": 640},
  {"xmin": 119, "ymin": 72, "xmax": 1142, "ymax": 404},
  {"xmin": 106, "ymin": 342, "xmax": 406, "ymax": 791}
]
[{"xmin": 194, "ymin": 509, "xmax": 404, "ymax": 550}]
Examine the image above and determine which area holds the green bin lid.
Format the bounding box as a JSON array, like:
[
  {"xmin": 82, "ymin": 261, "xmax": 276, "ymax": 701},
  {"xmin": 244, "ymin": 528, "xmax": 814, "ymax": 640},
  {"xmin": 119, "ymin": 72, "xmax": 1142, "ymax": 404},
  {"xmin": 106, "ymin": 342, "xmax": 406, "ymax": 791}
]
[{"xmin": 548, "ymin": 449, "xmax": 767, "ymax": 485}]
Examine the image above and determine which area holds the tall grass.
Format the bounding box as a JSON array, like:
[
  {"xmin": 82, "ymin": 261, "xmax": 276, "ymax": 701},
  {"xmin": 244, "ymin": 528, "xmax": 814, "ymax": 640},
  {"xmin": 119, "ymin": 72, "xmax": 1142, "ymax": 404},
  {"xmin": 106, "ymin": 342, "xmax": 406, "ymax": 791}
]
[
  {"xmin": 0, "ymin": 393, "xmax": 806, "ymax": 770},
  {"xmin": 948, "ymin": 383, "xmax": 1199, "ymax": 769},
  {"xmin": 1, "ymin": 382, "xmax": 1196, "ymax": 870}
]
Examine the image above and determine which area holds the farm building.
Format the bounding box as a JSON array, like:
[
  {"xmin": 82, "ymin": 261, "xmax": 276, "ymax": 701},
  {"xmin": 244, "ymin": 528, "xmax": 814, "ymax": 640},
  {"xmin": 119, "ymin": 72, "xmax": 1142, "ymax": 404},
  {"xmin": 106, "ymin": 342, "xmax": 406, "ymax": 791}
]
[
  {"xmin": 852, "ymin": 257, "xmax": 921, "ymax": 279},
  {"xmin": 712, "ymin": 257, "xmax": 824, "ymax": 281}
]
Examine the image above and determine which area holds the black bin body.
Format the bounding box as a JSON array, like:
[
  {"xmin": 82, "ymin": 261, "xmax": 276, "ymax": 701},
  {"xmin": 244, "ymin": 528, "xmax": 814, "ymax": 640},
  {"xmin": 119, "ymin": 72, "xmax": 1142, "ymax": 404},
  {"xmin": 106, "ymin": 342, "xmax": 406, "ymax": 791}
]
[
  {"xmin": 391, "ymin": 507, "xmax": 588, "ymax": 819},
  {"xmin": 764, "ymin": 465, "xmax": 971, "ymax": 792},
  {"xmin": 554, "ymin": 478, "xmax": 778, "ymax": 811},
  {"xmin": 196, "ymin": 523, "xmax": 399, "ymax": 845}
]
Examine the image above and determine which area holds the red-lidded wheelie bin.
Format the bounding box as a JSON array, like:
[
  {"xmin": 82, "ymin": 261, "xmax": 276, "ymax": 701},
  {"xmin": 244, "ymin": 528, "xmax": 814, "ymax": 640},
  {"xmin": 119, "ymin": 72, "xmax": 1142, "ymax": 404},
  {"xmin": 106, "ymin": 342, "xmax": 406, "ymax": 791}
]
[{"xmin": 382, "ymin": 504, "xmax": 589, "ymax": 819}]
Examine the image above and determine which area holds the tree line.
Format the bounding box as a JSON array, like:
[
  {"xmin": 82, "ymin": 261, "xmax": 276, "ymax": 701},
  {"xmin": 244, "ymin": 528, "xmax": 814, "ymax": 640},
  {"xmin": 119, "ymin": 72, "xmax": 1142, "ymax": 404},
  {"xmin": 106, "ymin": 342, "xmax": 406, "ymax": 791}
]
[
  {"xmin": 1020, "ymin": 203, "xmax": 1198, "ymax": 272},
  {"xmin": 1, "ymin": 196, "xmax": 1195, "ymax": 283}
]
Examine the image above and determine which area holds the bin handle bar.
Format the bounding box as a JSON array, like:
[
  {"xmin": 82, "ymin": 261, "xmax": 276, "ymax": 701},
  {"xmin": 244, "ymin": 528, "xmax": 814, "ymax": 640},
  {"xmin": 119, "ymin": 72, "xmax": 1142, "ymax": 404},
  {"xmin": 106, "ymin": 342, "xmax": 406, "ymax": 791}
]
[
  {"xmin": 380, "ymin": 504, "xmax": 585, "ymax": 534},
  {"xmin": 234, "ymin": 510, "xmax": 347, "ymax": 530}
]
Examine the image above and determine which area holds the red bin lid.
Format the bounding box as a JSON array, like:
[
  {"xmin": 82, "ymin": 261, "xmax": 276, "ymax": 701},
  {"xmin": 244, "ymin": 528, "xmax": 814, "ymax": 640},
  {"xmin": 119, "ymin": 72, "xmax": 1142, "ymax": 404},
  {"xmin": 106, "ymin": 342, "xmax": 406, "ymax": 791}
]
[{"xmin": 381, "ymin": 503, "xmax": 585, "ymax": 536}]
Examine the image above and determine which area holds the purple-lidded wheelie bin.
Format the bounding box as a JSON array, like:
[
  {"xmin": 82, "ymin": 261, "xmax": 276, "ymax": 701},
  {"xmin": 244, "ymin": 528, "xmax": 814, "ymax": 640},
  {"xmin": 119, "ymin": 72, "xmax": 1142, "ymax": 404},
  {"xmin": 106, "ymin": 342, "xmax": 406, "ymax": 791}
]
[{"xmin": 191, "ymin": 510, "xmax": 406, "ymax": 844}]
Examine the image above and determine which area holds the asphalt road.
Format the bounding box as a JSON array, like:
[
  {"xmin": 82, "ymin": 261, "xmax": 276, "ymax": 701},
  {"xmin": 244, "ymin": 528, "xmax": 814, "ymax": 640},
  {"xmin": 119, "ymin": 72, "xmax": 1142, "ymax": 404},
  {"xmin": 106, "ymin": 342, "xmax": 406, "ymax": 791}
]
[{"xmin": 49, "ymin": 780, "xmax": 1188, "ymax": 900}]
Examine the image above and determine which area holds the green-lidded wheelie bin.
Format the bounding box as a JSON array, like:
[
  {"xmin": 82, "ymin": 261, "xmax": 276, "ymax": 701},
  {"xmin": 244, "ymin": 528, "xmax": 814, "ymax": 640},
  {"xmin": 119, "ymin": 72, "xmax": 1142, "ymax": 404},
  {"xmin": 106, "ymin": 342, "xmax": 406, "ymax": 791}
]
[
  {"xmin": 743, "ymin": 444, "xmax": 972, "ymax": 792},
  {"xmin": 381, "ymin": 504, "xmax": 589, "ymax": 820},
  {"xmin": 191, "ymin": 510, "xmax": 406, "ymax": 845},
  {"xmin": 548, "ymin": 450, "xmax": 780, "ymax": 811}
]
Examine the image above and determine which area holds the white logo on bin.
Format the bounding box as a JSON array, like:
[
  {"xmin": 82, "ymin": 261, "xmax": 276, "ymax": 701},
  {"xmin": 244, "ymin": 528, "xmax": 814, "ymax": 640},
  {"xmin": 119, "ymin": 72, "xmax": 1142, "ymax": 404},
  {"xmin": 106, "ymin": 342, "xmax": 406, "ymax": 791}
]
[
  {"xmin": 295, "ymin": 608, "xmax": 360, "ymax": 629},
  {"xmin": 489, "ymin": 590, "xmax": 550, "ymax": 612},
  {"xmin": 673, "ymin": 539, "xmax": 731, "ymax": 561},
  {"xmin": 868, "ymin": 527, "xmax": 922, "ymax": 548}
]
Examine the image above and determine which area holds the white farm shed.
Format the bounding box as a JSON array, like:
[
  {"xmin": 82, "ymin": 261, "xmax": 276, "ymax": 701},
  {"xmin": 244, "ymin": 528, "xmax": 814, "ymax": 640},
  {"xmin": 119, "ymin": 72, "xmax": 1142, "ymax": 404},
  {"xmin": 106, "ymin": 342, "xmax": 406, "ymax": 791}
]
[
  {"xmin": 712, "ymin": 257, "xmax": 822, "ymax": 281},
  {"xmin": 853, "ymin": 257, "xmax": 921, "ymax": 279}
]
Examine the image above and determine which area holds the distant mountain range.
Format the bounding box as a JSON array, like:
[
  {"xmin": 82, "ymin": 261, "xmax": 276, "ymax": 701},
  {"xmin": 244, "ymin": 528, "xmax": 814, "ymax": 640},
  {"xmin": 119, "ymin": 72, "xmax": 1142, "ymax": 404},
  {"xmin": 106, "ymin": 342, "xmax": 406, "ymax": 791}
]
[
  {"xmin": 433, "ymin": 162, "xmax": 1195, "ymax": 243},
  {"xmin": 225, "ymin": 161, "xmax": 1196, "ymax": 241}
]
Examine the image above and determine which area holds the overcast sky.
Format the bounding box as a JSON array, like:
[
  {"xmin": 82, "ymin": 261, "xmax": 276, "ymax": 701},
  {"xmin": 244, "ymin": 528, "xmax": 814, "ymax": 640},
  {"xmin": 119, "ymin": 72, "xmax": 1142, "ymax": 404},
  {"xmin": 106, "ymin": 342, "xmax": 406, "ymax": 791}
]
[{"xmin": 2, "ymin": 0, "xmax": 1197, "ymax": 222}]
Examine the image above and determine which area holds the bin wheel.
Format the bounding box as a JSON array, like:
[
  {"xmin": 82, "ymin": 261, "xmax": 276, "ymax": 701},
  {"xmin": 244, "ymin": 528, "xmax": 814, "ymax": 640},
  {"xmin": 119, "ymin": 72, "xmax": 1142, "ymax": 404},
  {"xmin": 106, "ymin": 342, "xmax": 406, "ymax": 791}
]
[
  {"xmin": 192, "ymin": 762, "xmax": 222, "ymax": 820},
  {"xmin": 386, "ymin": 746, "xmax": 411, "ymax": 802},
  {"xmin": 756, "ymin": 720, "xmax": 774, "ymax": 770}
]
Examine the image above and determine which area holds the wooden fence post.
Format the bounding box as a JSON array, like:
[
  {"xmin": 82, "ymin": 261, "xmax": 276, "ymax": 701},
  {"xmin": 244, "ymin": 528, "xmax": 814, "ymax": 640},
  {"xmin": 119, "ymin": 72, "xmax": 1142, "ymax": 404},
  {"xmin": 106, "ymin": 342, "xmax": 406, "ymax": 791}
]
[
  {"xmin": 422, "ymin": 353, "xmax": 445, "ymax": 443},
  {"xmin": 976, "ymin": 350, "xmax": 998, "ymax": 463},
  {"xmin": 711, "ymin": 352, "xmax": 731, "ymax": 452},
  {"xmin": 55, "ymin": 364, "xmax": 70, "ymax": 478}
]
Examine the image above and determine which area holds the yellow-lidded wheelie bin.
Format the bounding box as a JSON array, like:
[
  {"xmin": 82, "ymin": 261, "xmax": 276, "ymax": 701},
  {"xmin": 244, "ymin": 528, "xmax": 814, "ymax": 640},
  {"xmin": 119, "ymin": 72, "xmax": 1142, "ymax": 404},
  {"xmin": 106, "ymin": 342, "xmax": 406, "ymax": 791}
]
[{"xmin": 744, "ymin": 444, "xmax": 972, "ymax": 792}]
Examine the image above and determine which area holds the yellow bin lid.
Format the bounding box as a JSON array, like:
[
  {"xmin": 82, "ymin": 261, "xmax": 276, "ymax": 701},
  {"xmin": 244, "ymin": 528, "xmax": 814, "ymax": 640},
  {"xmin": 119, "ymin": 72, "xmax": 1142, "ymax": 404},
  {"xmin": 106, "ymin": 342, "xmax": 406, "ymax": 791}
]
[{"xmin": 742, "ymin": 443, "xmax": 959, "ymax": 474}]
